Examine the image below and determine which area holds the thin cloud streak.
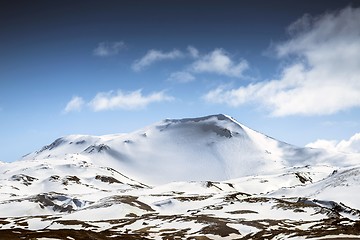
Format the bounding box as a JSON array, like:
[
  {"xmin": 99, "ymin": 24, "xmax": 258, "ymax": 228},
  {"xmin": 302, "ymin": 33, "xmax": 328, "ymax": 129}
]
[
  {"xmin": 93, "ymin": 41, "xmax": 125, "ymax": 57},
  {"xmin": 64, "ymin": 90, "xmax": 174, "ymax": 113},
  {"xmin": 132, "ymin": 49, "xmax": 183, "ymax": 71},
  {"xmin": 167, "ymin": 71, "xmax": 195, "ymax": 83},
  {"xmin": 187, "ymin": 45, "xmax": 199, "ymax": 58},
  {"xmin": 63, "ymin": 96, "xmax": 85, "ymax": 113},
  {"xmin": 89, "ymin": 89, "xmax": 174, "ymax": 111}
]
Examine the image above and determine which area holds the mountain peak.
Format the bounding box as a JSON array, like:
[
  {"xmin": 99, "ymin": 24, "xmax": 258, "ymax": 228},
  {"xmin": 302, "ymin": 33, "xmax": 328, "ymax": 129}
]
[
  {"xmin": 160, "ymin": 114, "xmax": 243, "ymax": 139},
  {"xmin": 164, "ymin": 114, "xmax": 234, "ymax": 124}
]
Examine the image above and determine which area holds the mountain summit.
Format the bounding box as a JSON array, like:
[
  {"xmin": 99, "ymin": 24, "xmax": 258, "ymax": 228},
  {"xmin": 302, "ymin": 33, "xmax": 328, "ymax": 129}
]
[{"xmin": 23, "ymin": 114, "xmax": 344, "ymax": 185}]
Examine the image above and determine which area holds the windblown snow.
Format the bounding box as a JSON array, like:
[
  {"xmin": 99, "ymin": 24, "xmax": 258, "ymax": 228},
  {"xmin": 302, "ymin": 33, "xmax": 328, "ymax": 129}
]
[{"xmin": 1, "ymin": 114, "xmax": 360, "ymax": 239}]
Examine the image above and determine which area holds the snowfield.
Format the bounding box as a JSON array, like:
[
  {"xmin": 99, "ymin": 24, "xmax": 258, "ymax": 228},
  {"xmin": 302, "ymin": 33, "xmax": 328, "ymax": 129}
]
[{"xmin": 1, "ymin": 114, "xmax": 360, "ymax": 239}]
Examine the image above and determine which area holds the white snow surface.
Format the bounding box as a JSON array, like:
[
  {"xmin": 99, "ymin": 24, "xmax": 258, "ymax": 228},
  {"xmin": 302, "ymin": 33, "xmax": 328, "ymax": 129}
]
[
  {"xmin": 1, "ymin": 114, "xmax": 360, "ymax": 238},
  {"xmin": 22, "ymin": 114, "xmax": 352, "ymax": 185}
]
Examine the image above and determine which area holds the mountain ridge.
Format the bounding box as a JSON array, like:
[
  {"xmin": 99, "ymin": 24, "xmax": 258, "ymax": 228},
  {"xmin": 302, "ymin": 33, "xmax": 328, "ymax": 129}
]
[{"xmin": 21, "ymin": 114, "xmax": 350, "ymax": 185}]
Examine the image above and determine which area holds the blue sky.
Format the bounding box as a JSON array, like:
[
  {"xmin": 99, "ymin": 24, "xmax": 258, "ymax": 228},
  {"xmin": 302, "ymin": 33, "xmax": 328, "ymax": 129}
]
[{"xmin": 1, "ymin": 0, "xmax": 360, "ymax": 161}]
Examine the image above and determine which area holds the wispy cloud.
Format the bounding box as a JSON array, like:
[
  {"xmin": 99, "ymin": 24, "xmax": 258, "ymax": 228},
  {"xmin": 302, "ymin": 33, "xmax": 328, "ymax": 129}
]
[
  {"xmin": 63, "ymin": 96, "xmax": 85, "ymax": 113},
  {"xmin": 164, "ymin": 46, "xmax": 249, "ymax": 83},
  {"xmin": 93, "ymin": 41, "xmax": 125, "ymax": 57},
  {"xmin": 204, "ymin": 6, "xmax": 360, "ymax": 116},
  {"xmin": 89, "ymin": 89, "xmax": 174, "ymax": 111},
  {"xmin": 191, "ymin": 48, "xmax": 249, "ymax": 78},
  {"xmin": 132, "ymin": 49, "xmax": 183, "ymax": 71},
  {"xmin": 167, "ymin": 71, "xmax": 195, "ymax": 83},
  {"xmin": 187, "ymin": 45, "xmax": 199, "ymax": 58},
  {"xmin": 306, "ymin": 132, "xmax": 360, "ymax": 153}
]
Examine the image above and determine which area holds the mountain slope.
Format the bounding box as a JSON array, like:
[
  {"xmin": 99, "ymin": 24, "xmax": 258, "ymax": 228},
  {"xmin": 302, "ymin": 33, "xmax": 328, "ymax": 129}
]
[{"xmin": 23, "ymin": 114, "xmax": 348, "ymax": 185}]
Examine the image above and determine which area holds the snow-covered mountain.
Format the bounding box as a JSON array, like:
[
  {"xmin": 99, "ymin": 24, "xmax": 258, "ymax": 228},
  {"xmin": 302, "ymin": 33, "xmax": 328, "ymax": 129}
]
[
  {"xmin": 22, "ymin": 114, "xmax": 351, "ymax": 185},
  {"xmin": 1, "ymin": 114, "xmax": 360, "ymax": 239}
]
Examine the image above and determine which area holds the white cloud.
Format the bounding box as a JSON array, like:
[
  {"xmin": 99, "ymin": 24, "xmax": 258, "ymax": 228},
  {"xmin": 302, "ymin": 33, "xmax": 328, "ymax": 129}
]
[
  {"xmin": 191, "ymin": 48, "xmax": 249, "ymax": 78},
  {"xmin": 187, "ymin": 45, "xmax": 199, "ymax": 58},
  {"xmin": 167, "ymin": 71, "xmax": 195, "ymax": 83},
  {"xmin": 133, "ymin": 46, "xmax": 250, "ymax": 82},
  {"xmin": 204, "ymin": 7, "xmax": 360, "ymax": 116},
  {"xmin": 337, "ymin": 133, "xmax": 360, "ymax": 153},
  {"xmin": 306, "ymin": 133, "xmax": 360, "ymax": 153},
  {"xmin": 132, "ymin": 49, "xmax": 183, "ymax": 71},
  {"xmin": 306, "ymin": 139, "xmax": 338, "ymax": 151},
  {"xmin": 64, "ymin": 96, "xmax": 85, "ymax": 113},
  {"xmin": 89, "ymin": 89, "xmax": 174, "ymax": 111},
  {"xmin": 93, "ymin": 41, "xmax": 125, "ymax": 57},
  {"xmin": 203, "ymin": 84, "xmax": 260, "ymax": 106}
]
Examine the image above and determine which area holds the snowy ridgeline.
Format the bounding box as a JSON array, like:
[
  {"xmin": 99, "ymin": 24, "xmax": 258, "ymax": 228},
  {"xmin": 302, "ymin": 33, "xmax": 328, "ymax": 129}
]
[
  {"xmin": 21, "ymin": 114, "xmax": 355, "ymax": 184},
  {"xmin": 1, "ymin": 114, "xmax": 360, "ymax": 239}
]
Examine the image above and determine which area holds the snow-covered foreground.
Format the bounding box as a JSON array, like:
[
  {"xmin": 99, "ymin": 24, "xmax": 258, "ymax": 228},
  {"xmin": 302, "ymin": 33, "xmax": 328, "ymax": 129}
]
[{"xmin": 1, "ymin": 114, "xmax": 360, "ymax": 239}]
